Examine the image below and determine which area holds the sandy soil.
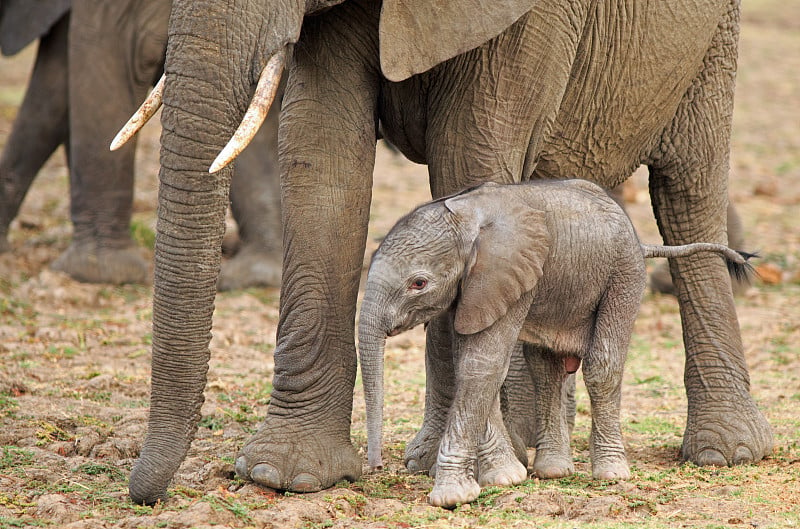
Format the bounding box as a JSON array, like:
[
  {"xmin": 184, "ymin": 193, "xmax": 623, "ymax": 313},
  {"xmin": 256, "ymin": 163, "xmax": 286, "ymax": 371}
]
[{"xmin": 0, "ymin": 2, "xmax": 798, "ymax": 528}]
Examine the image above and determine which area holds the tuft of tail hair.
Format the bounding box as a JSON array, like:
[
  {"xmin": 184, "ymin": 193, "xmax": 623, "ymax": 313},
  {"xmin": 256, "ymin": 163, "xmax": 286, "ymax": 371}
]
[{"xmin": 727, "ymin": 250, "xmax": 759, "ymax": 284}]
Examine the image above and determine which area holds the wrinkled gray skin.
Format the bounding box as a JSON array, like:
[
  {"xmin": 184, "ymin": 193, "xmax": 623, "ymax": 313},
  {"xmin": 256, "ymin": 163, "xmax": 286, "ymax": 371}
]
[
  {"xmin": 0, "ymin": 0, "xmax": 282, "ymax": 288},
  {"xmin": 130, "ymin": 0, "xmax": 773, "ymax": 505},
  {"xmin": 359, "ymin": 180, "xmax": 753, "ymax": 507}
]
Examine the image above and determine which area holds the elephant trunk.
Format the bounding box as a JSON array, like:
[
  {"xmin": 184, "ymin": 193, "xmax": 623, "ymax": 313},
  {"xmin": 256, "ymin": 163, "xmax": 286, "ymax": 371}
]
[
  {"xmin": 129, "ymin": 0, "xmax": 302, "ymax": 505},
  {"xmin": 358, "ymin": 293, "xmax": 392, "ymax": 470}
]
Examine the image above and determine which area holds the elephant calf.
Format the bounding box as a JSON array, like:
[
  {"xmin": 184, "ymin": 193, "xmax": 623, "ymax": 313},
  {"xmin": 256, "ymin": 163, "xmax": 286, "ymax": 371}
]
[{"xmin": 358, "ymin": 179, "xmax": 752, "ymax": 508}]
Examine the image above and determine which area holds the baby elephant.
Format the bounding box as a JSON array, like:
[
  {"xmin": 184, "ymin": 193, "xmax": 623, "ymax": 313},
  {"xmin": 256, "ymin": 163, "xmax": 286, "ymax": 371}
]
[{"xmin": 358, "ymin": 179, "xmax": 752, "ymax": 508}]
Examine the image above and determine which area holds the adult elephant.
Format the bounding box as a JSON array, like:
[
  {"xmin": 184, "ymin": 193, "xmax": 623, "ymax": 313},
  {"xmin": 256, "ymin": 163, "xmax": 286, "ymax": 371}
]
[
  {"xmin": 0, "ymin": 0, "xmax": 282, "ymax": 288},
  {"xmin": 120, "ymin": 0, "xmax": 773, "ymax": 504}
]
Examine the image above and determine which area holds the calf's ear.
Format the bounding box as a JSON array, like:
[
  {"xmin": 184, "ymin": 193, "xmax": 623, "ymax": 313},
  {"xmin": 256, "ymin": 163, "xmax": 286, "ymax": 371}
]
[
  {"xmin": 379, "ymin": 0, "xmax": 535, "ymax": 82},
  {"xmin": 445, "ymin": 190, "xmax": 551, "ymax": 335}
]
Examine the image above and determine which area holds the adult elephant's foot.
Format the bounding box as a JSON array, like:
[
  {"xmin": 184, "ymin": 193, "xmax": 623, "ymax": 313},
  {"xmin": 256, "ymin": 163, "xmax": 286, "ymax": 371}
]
[
  {"xmin": 51, "ymin": 239, "xmax": 150, "ymax": 284},
  {"xmin": 428, "ymin": 473, "xmax": 481, "ymax": 509},
  {"xmin": 218, "ymin": 245, "xmax": 282, "ymax": 291},
  {"xmin": 405, "ymin": 423, "xmax": 444, "ymax": 475},
  {"xmin": 532, "ymin": 448, "xmax": 574, "ymax": 479},
  {"xmin": 235, "ymin": 425, "xmax": 361, "ymax": 492},
  {"xmin": 591, "ymin": 455, "xmax": 630, "ymax": 481},
  {"xmin": 681, "ymin": 395, "xmax": 773, "ymax": 466}
]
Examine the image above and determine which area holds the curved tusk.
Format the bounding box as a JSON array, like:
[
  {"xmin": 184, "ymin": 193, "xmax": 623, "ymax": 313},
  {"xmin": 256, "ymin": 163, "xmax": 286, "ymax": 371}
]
[
  {"xmin": 209, "ymin": 48, "xmax": 286, "ymax": 173},
  {"xmin": 110, "ymin": 74, "xmax": 165, "ymax": 151}
]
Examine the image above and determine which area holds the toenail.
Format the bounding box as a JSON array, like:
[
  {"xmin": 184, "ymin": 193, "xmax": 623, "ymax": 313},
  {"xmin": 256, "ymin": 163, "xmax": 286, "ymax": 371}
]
[
  {"xmin": 251, "ymin": 463, "xmax": 282, "ymax": 489},
  {"xmin": 696, "ymin": 449, "xmax": 727, "ymax": 467},
  {"xmin": 290, "ymin": 473, "xmax": 322, "ymax": 492},
  {"xmin": 234, "ymin": 457, "xmax": 249, "ymax": 479}
]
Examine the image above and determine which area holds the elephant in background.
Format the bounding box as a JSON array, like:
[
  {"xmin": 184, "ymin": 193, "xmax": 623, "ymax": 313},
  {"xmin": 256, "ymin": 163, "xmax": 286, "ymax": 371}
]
[
  {"xmin": 119, "ymin": 0, "xmax": 772, "ymax": 504},
  {"xmin": 358, "ymin": 180, "xmax": 754, "ymax": 507},
  {"xmin": 0, "ymin": 0, "xmax": 282, "ymax": 288}
]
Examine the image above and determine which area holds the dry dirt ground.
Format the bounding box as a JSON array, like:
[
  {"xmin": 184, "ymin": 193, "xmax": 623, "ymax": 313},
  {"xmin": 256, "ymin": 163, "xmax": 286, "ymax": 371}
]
[{"xmin": 1, "ymin": 3, "xmax": 798, "ymax": 528}]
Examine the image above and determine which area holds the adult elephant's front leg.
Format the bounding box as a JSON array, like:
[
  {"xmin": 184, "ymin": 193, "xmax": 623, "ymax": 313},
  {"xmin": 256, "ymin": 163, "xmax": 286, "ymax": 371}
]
[
  {"xmin": 234, "ymin": 4, "xmax": 379, "ymax": 493},
  {"xmin": 648, "ymin": 2, "xmax": 772, "ymax": 466}
]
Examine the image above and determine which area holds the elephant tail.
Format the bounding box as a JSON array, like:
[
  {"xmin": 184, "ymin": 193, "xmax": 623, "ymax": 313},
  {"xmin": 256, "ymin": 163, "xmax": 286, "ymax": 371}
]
[{"xmin": 641, "ymin": 243, "xmax": 757, "ymax": 284}]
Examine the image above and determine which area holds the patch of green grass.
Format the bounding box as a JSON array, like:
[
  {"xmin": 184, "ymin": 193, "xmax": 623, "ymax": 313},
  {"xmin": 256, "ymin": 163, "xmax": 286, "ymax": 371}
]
[
  {"xmin": 624, "ymin": 416, "xmax": 681, "ymax": 437},
  {"xmin": 0, "ymin": 516, "xmax": 47, "ymax": 528},
  {"xmin": 0, "ymin": 394, "xmax": 19, "ymax": 418},
  {"xmin": 130, "ymin": 220, "xmax": 156, "ymax": 250},
  {"xmin": 199, "ymin": 415, "xmax": 226, "ymax": 431},
  {"xmin": 44, "ymin": 345, "xmax": 81, "ymax": 360},
  {"xmin": 35, "ymin": 421, "xmax": 74, "ymax": 445},
  {"xmin": 0, "ymin": 446, "xmax": 34, "ymax": 470},
  {"xmin": 74, "ymin": 462, "xmax": 126, "ymax": 481},
  {"xmin": 0, "ymin": 297, "xmax": 37, "ymax": 325}
]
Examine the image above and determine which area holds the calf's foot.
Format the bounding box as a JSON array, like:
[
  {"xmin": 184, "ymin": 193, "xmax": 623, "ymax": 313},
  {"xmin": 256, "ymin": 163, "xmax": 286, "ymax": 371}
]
[
  {"xmin": 532, "ymin": 448, "xmax": 574, "ymax": 479},
  {"xmin": 592, "ymin": 455, "xmax": 630, "ymax": 480},
  {"xmin": 428, "ymin": 472, "xmax": 481, "ymax": 509},
  {"xmin": 405, "ymin": 423, "xmax": 444, "ymax": 475}
]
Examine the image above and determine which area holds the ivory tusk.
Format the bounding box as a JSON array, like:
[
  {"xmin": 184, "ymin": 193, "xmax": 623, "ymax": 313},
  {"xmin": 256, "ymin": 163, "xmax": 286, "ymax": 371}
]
[
  {"xmin": 110, "ymin": 74, "xmax": 165, "ymax": 151},
  {"xmin": 209, "ymin": 48, "xmax": 286, "ymax": 173}
]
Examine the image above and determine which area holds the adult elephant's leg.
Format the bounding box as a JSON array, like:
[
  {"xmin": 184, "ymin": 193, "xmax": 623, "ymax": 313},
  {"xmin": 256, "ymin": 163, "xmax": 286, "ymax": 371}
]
[
  {"xmin": 649, "ymin": 201, "xmax": 747, "ymax": 296},
  {"xmin": 219, "ymin": 94, "xmax": 282, "ymax": 291},
  {"xmin": 235, "ymin": 1, "xmax": 379, "ymax": 492},
  {"xmin": 647, "ymin": 2, "xmax": 772, "ymax": 466},
  {"xmin": 0, "ymin": 15, "xmax": 69, "ymax": 252},
  {"xmin": 52, "ymin": 0, "xmax": 168, "ymax": 284}
]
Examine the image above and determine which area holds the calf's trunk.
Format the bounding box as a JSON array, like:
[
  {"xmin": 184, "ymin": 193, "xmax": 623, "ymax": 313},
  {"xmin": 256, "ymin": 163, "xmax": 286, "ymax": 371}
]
[{"xmin": 358, "ymin": 296, "xmax": 390, "ymax": 470}]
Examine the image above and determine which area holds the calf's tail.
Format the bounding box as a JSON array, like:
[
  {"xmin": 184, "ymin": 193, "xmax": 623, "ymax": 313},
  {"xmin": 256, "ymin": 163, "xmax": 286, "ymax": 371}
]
[{"xmin": 641, "ymin": 243, "xmax": 757, "ymax": 284}]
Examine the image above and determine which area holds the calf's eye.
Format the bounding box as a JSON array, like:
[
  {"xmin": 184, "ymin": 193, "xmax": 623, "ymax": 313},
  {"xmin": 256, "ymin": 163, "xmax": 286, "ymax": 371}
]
[{"xmin": 409, "ymin": 278, "xmax": 428, "ymax": 290}]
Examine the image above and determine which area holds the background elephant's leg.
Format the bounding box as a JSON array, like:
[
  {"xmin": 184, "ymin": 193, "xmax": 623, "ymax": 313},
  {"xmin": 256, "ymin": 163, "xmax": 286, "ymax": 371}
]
[
  {"xmin": 52, "ymin": 0, "xmax": 167, "ymax": 284},
  {"xmin": 525, "ymin": 345, "xmax": 573, "ymax": 479},
  {"xmin": 0, "ymin": 15, "xmax": 69, "ymax": 252},
  {"xmin": 234, "ymin": 1, "xmax": 379, "ymax": 493},
  {"xmin": 501, "ymin": 343, "xmax": 538, "ymax": 448},
  {"xmin": 647, "ymin": 2, "xmax": 772, "ymax": 467},
  {"xmin": 405, "ymin": 313, "xmax": 456, "ymax": 474},
  {"xmin": 219, "ymin": 98, "xmax": 283, "ymax": 291}
]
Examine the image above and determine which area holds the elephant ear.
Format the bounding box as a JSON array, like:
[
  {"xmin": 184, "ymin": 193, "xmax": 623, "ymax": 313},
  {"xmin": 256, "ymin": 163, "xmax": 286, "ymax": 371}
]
[
  {"xmin": 379, "ymin": 0, "xmax": 535, "ymax": 82},
  {"xmin": 445, "ymin": 187, "xmax": 551, "ymax": 335},
  {"xmin": 0, "ymin": 0, "xmax": 70, "ymax": 56}
]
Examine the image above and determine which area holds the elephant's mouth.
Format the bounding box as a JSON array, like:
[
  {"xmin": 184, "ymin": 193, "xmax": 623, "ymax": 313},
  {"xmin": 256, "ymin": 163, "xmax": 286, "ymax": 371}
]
[{"xmin": 387, "ymin": 327, "xmax": 402, "ymax": 337}]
